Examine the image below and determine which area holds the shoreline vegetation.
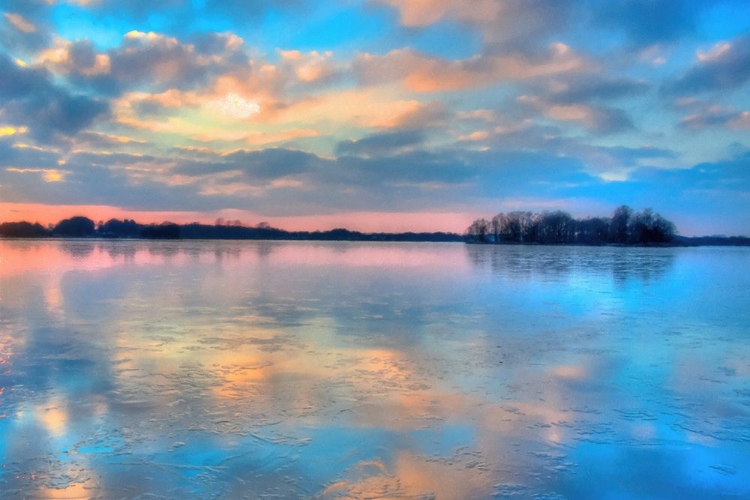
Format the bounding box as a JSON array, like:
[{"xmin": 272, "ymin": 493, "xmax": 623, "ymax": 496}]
[
  {"xmin": 1, "ymin": 206, "xmax": 748, "ymax": 246},
  {"xmin": 0, "ymin": 216, "xmax": 463, "ymax": 243},
  {"xmin": 466, "ymin": 205, "xmax": 749, "ymax": 246}
]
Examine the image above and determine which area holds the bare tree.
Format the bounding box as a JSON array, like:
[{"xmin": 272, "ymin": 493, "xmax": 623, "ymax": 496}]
[{"xmin": 465, "ymin": 218, "xmax": 492, "ymax": 243}]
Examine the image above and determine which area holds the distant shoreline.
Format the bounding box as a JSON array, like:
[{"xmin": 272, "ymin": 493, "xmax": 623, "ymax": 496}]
[
  {"xmin": 2, "ymin": 235, "xmax": 749, "ymax": 247},
  {"xmin": 1, "ymin": 216, "xmax": 748, "ymax": 246},
  {"xmin": 0, "ymin": 217, "xmax": 464, "ymax": 243}
]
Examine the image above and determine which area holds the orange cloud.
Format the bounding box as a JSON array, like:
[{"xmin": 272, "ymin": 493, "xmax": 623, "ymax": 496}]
[
  {"xmin": 278, "ymin": 49, "xmax": 338, "ymax": 83},
  {"xmin": 38, "ymin": 38, "xmax": 112, "ymax": 75},
  {"xmin": 269, "ymin": 87, "xmax": 427, "ymax": 130}
]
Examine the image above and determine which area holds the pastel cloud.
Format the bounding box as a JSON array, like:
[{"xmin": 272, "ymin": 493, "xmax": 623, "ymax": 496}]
[
  {"xmin": 376, "ymin": 0, "xmax": 501, "ymax": 27},
  {"xmin": 679, "ymin": 104, "xmax": 750, "ymax": 130},
  {"xmin": 4, "ymin": 12, "xmax": 37, "ymax": 33},
  {"xmin": 0, "ymin": 3, "xmax": 52, "ymax": 53},
  {"xmin": 70, "ymin": 132, "xmax": 146, "ymax": 152},
  {"xmin": 94, "ymin": 41, "xmax": 346, "ymax": 135},
  {"xmin": 266, "ymin": 87, "xmax": 433, "ymax": 130},
  {"xmin": 37, "ymin": 38, "xmax": 111, "ymax": 76},
  {"xmin": 278, "ymin": 49, "xmax": 339, "ymax": 84},
  {"xmin": 355, "ymin": 43, "xmax": 589, "ymax": 92},
  {"xmin": 540, "ymin": 75, "xmax": 650, "ymax": 104},
  {"xmin": 667, "ymin": 35, "xmax": 750, "ymax": 94},
  {"xmin": 0, "ymin": 54, "xmax": 109, "ymax": 139},
  {"xmin": 517, "ymin": 95, "xmax": 633, "ymax": 134},
  {"xmin": 375, "ymin": 0, "xmax": 577, "ymax": 47},
  {"xmin": 336, "ymin": 130, "xmax": 425, "ymax": 157},
  {"xmin": 37, "ymin": 31, "xmax": 249, "ymax": 97},
  {"xmin": 6, "ymin": 167, "xmax": 67, "ymax": 183},
  {"xmin": 113, "ymin": 31, "xmax": 214, "ymax": 89}
]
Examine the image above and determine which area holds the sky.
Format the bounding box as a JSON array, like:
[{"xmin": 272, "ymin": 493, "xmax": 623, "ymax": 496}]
[{"xmin": 0, "ymin": 0, "xmax": 749, "ymax": 235}]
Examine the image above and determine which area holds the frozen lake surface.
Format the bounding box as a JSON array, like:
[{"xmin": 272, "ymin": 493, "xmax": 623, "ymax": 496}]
[{"xmin": 1, "ymin": 239, "xmax": 749, "ymax": 499}]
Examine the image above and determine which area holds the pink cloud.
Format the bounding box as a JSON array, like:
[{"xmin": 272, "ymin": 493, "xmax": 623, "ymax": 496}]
[
  {"xmin": 278, "ymin": 49, "xmax": 339, "ymax": 83},
  {"xmin": 517, "ymin": 95, "xmax": 632, "ymax": 134},
  {"xmin": 375, "ymin": 0, "xmax": 500, "ymax": 27},
  {"xmin": 3, "ymin": 12, "xmax": 36, "ymax": 33},
  {"xmin": 3, "ymin": 12, "xmax": 37, "ymax": 33},
  {"xmin": 355, "ymin": 44, "xmax": 589, "ymax": 92}
]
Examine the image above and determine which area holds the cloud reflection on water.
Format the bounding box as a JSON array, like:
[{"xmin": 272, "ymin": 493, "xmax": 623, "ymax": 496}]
[{"xmin": 0, "ymin": 240, "xmax": 749, "ymax": 498}]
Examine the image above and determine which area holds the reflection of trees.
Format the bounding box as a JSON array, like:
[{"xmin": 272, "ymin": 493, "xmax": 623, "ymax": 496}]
[
  {"xmin": 146, "ymin": 241, "xmax": 181, "ymax": 259},
  {"xmin": 210, "ymin": 241, "xmax": 276, "ymax": 261},
  {"xmin": 466, "ymin": 245, "xmax": 676, "ymax": 284},
  {"xmin": 58, "ymin": 240, "xmax": 96, "ymax": 258},
  {"xmin": 609, "ymin": 250, "xmax": 676, "ymax": 285},
  {"xmin": 254, "ymin": 241, "xmax": 276, "ymax": 259},
  {"xmin": 100, "ymin": 241, "xmax": 138, "ymax": 260},
  {"xmin": 95, "ymin": 239, "xmax": 283, "ymax": 263}
]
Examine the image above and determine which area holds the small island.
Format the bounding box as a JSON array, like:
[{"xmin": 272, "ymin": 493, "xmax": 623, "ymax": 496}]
[
  {"xmin": 466, "ymin": 205, "xmax": 675, "ymax": 245},
  {"xmin": 466, "ymin": 205, "xmax": 749, "ymax": 246}
]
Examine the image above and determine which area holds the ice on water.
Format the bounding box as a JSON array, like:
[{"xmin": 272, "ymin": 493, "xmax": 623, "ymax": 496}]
[{"xmin": 1, "ymin": 240, "xmax": 749, "ymax": 498}]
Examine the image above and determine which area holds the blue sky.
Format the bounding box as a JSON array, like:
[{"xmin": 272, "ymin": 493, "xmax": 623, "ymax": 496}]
[{"xmin": 1, "ymin": 0, "xmax": 749, "ymax": 235}]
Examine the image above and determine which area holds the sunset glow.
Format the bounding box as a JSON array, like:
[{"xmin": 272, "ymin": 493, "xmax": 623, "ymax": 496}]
[{"xmin": 1, "ymin": 1, "xmax": 749, "ymax": 234}]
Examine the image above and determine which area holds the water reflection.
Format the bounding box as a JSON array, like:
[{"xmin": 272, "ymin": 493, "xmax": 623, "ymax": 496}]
[
  {"xmin": 466, "ymin": 244, "xmax": 676, "ymax": 285},
  {"xmin": 0, "ymin": 240, "xmax": 749, "ymax": 498},
  {"xmin": 58, "ymin": 240, "xmax": 96, "ymax": 259}
]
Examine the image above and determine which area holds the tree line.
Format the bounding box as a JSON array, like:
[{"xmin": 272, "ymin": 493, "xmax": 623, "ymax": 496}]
[
  {"xmin": 4, "ymin": 211, "xmax": 748, "ymax": 246},
  {"xmin": 0, "ymin": 216, "xmax": 464, "ymax": 242},
  {"xmin": 465, "ymin": 205, "xmax": 677, "ymax": 245},
  {"xmin": 0, "ymin": 217, "xmax": 182, "ymax": 239}
]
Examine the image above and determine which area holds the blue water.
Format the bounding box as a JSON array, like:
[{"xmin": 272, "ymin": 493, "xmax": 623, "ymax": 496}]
[{"xmin": 1, "ymin": 240, "xmax": 749, "ymax": 499}]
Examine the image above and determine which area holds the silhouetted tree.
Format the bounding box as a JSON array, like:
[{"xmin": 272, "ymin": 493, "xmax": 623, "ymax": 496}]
[
  {"xmin": 536, "ymin": 211, "xmax": 576, "ymax": 243},
  {"xmin": 500, "ymin": 211, "xmax": 530, "ymax": 242},
  {"xmin": 651, "ymin": 213, "xmax": 677, "ymax": 243},
  {"xmin": 610, "ymin": 205, "xmax": 632, "ymax": 244},
  {"xmin": 465, "ymin": 218, "xmax": 492, "ymax": 242},
  {"xmin": 140, "ymin": 222, "xmax": 181, "ymax": 239},
  {"xmin": 491, "ymin": 213, "xmax": 505, "ymax": 242},
  {"xmin": 629, "ymin": 208, "xmax": 676, "ymax": 244},
  {"xmin": 0, "ymin": 221, "xmax": 49, "ymax": 237},
  {"xmin": 99, "ymin": 218, "xmax": 141, "ymax": 237},
  {"xmin": 577, "ymin": 217, "xmax": 610, "ymax": 244},
  {"xmin": 53, "ymin": 216, "xmax": 95, "ymax": 237}
]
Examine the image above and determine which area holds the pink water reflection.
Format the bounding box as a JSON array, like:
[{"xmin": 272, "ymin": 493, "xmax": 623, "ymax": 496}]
[{"xmin": 1, "ymin": 240, "xmax": 749, "ymax": 499}]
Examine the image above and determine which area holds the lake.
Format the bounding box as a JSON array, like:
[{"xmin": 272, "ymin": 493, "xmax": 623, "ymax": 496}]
[{"xmin": 1, "ymin": 239, "xmax": 749, "ymax": 499}]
